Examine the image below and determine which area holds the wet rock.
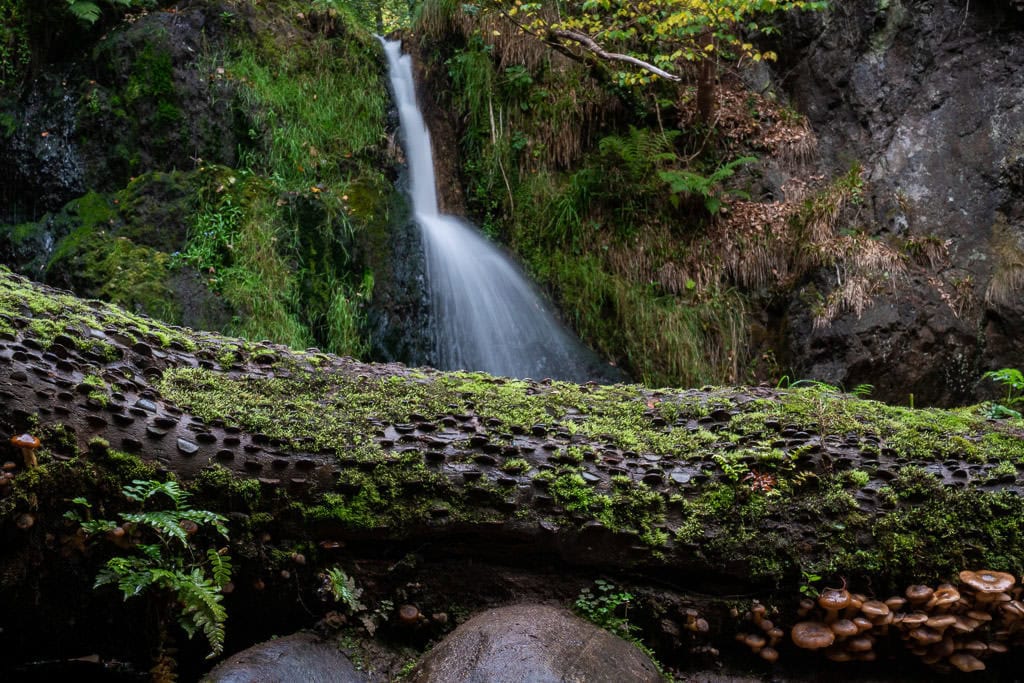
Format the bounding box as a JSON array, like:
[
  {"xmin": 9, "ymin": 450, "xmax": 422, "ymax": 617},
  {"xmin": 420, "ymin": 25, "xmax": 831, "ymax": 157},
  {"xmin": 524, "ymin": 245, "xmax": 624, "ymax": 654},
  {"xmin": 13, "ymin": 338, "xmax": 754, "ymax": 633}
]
[
  {"xmin": 203, "ymin": 632, "xmax": 366, "ymax": 683},
  {"xmin": 410, "ymin": 604, "xmax": 664, "ymax": 683}
]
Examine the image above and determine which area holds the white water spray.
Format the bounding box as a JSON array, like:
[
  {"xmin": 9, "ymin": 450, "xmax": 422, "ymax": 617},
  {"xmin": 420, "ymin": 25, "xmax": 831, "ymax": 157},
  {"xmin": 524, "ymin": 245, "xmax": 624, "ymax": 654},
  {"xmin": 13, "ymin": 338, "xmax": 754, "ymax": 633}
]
[{"xmin": 380, "ymin": 39, "xmax": 613, "ymax": 382}]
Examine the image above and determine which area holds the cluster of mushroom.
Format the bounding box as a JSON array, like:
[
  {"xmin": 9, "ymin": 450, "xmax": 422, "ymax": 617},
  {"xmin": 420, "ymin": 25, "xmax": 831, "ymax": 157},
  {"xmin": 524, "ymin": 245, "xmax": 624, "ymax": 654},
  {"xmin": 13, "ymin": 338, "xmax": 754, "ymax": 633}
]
[
  {"xmin": 788, "ymin": 570, "xmax": 1021, "ymax": 672},
  {"xmin": 735, "ymin": 602, "xmax": 786, "ymax": 663}
]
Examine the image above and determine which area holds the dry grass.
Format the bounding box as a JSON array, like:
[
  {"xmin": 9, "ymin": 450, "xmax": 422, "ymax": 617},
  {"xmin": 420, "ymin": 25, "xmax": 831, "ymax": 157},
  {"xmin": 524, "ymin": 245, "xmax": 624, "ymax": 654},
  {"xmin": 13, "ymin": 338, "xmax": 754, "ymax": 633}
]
[
  {"xmin": 985, "ymin": 218, "xmax": 1024, "ymax": 309},
  {"xmin": 812, "ymin": 235, "xmax": 907, "ymax": 329}
]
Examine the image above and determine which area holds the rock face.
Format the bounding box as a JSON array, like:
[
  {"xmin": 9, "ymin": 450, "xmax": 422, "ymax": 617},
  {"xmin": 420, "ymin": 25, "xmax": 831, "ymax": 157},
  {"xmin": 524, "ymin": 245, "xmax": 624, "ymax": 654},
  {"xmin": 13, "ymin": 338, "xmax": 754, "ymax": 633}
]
[
  {"xmin": 410, "ymin": 604, "xmax": 664, "ymax": 683},
  {"xmin": 780, "ymin": 0, "xmax": 1024, "ymax": 404},
  {"xmin": 204, "ymin": 632, "xmax": 367, "ymax": 683}
]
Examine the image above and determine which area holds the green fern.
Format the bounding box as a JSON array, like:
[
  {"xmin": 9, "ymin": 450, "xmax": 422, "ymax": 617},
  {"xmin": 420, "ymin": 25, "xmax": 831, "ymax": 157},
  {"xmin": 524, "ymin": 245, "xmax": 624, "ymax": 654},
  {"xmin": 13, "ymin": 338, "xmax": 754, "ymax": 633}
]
[
  {"xmin": 325, "ymin": 567, "xmax": 365, "ymax": 613},
  {"xmin": 66, "ymin": 0, "xmax": 133, "ymax": 26},
  {"xmin": 598, "ymin": 127, "xmax": 679, "ymax": 182},
  {"xmin": 72, "ymin": 479, "xmax": 232, "ymax": 658},
  {"xmin": 657, "ymin": 156, "xmax": 755, "ymax": 214}
]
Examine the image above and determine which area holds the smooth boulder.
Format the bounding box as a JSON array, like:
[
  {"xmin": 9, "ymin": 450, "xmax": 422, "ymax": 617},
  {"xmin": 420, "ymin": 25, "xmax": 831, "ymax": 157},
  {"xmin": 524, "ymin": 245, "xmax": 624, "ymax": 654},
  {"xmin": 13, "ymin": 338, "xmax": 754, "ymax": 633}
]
[
  {"xmin": 203, "ymin": 632, "xmax": 366, "ymax": 683},
  {"xmin": 411, "ymin": 603, "xmax": 664, "ymax": 683}
]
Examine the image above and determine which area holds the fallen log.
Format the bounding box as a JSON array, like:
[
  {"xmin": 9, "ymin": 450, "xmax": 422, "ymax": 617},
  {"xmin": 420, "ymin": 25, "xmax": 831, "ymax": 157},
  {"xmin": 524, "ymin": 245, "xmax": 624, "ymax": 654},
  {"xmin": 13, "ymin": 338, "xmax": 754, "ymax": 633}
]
[{"xmin": 1, "ymin": 267, "xmax": 1023, "ymax": 678}]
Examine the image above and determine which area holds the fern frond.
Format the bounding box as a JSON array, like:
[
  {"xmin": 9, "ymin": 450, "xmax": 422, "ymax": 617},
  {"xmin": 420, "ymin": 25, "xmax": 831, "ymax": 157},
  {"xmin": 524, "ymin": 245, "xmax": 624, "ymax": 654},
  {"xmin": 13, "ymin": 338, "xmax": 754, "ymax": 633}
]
[
  {"xmin": 173, "ymin": 570, "xmax": 227, "ymax": 656},
  {"xmin": 180, "ymin": 508, "xmax": 230, "ymax": 537},
  {"xmin": 206, "ymin": 549, "xmax": 233, "ymax": 588},
  {"xmin": 67, "ymin": 1, "xmax": 102, "ymax": 24},
  {"xmin": 122, "ymin": 510, "xmax": 189, "ymax": 546}
]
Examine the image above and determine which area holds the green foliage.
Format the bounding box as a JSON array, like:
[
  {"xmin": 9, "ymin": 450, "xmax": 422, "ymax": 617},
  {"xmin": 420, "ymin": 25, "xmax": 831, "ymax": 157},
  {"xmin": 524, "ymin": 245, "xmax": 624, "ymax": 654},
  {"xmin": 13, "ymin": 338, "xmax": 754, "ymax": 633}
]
[
  {"xmin": 573, "ymin": 579, "xmax": 637, "ymax": 638},
  {"xmin": 324, "ymin": 567, "xmax": 365, "ymax": 613},
  {"xmin": 173, "ymin": 188, "xmax": 244, "ymax": 289},
  {"xmin": 66, "ymin": 0, "xmax": 134, "ymax": 26},
  {"xmin": 984, "ymin": 368, "xmax": 1024, "ymax": 419},
  {"xmin": 67, "ymin": 479, "xmax": 232, "ymax": 657},
  {"xmin": 0, "ymin": 0, "xmax": 29, "ymax": 90},
  {"xmin": 658, "ymin": 155, "xmax": 755, "ymax": 214}
]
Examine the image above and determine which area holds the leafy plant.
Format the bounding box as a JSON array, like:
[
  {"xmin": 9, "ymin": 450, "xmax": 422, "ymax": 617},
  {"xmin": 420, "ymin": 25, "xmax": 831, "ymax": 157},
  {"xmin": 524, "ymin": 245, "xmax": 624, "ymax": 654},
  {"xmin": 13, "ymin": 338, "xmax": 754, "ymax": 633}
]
[
  {"xmin": 658, "ymin": 156, "xmax": 756, "ymax": 214},
  {"xmin": 573, "ymin": 579, "xmax": 636, "ymax": 638},
  {"xmin": 323, "ymin": 567, "xmax": 365, "ymax": 613},
  {"xmin": 66, "ymin": 0, "xmax": 134, "ymax": 26},
  {"xmin": 984, "ymin": 368, "xmax": 1024, "ymax": 419},
  {"xmin": 66, "ymin": 479, "xmax": 232, "ymax": 658}
]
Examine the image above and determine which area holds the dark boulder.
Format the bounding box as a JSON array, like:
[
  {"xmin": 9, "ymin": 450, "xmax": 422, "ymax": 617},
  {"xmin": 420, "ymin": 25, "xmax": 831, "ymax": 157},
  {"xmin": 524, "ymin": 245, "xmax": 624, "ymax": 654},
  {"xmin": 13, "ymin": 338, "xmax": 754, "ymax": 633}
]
[
  {"xmin": 410, "ymin": 604, "xmax": 664, "ymax": 683},
  {"xmin": 204, "ymin": 632, "xmax": 367, "ymax": 683}
]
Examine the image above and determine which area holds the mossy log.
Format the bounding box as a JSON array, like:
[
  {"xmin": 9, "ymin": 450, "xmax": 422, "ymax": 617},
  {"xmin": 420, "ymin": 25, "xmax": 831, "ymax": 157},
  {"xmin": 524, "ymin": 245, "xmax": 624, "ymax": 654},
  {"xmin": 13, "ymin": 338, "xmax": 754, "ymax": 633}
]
[{"xmin": 2, "ymin": 267, "xmax": 1024, "ymax": 676}]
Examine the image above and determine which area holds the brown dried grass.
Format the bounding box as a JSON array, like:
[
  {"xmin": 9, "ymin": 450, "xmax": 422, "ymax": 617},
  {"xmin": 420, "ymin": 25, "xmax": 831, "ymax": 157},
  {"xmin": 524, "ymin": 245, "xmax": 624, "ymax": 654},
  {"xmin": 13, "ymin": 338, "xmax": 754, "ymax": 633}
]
[{"xmin": 985, "ymin": 219, "xmax": 1024, "ymax": 309}]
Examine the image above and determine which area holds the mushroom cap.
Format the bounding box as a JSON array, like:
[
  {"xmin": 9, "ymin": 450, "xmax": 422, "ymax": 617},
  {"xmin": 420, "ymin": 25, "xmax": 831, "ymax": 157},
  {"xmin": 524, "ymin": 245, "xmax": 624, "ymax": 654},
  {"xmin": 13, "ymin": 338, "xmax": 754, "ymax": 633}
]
[
  {"xmin": 818, "ymin": 587, "xmax": 852, "ymax": 612},
  {"xmin": 925, "ymin": 614, "xmax": 957, "ymax": 630},
  {"xmin": 758, "ymin": 646, "xmax": 779, "ymax": 663},
  {"xmin": 905, "ymin": 585, "xmax": 934, "ymax": 602},
  {"xmin": 884, "ymin": 596, "xmax": 907, "ymax": 611},
  {"xmin": 852, "ymin": 617, "xmax": 873, "ymax": 632},
  {"xmin": 900, "ymin": 612, "xmax": 929, "ymax": 627},
  {"xmin": 928, "ymin": 584, "xmax": 961, "ymax": 608},
  {"xmin": 398, "ymin": 604, "xmax": 421, "ymax": 625},
  {"xmin": 744, "ymin": 633, "xmax": 767, "ymax": 651},
  {"xmin": 949, "ymin": 653, "xmax": 986, "ymax": 673},
  {"xmin": 953, "ymin": 616, "xmax": 981, "ymax": 633},
  {"xmin": 960, "ymin": 569, "xmax": 1016, "ymax": 593},
  {"xmin": 909, "ymin": 626, "xmax": 943, "ymax": 645},
  {"xmin": 860, "ymin": 600, "xmax": 890, "ymax": 619},
  {"xmin": 10, "ymin": 433, "xmax": 40, "ymax": 449},
  {"xmin": 831, "ymin": 619, "xmax": 859, "ymax": 637},
  {"xmin": 791, "ymin": 621, "xmax": 835, "ymax": 650},
  {"xmin": 846, "ymin": 635, "xmax": 874, "ymax": 653}
]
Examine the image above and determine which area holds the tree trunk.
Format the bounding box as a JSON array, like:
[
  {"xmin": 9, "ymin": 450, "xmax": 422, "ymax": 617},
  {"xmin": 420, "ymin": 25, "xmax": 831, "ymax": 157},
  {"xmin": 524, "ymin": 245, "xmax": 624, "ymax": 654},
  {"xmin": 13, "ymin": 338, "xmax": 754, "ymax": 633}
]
[
  {"xmin": 2, "ymin": 270, "xmax": 1024, "ymax": 676},
  {"xmin": 696, "ymin": 31, "xmax": 716, "ymax": 125}
]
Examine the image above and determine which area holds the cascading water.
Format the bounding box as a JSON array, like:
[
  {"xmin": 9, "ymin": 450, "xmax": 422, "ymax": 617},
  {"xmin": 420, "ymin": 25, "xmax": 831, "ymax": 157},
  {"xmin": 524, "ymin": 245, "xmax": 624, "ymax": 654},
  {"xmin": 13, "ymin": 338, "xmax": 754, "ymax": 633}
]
[{"xmin": 380, "ymin": 39, "xmax": 617, "ymax": 383}]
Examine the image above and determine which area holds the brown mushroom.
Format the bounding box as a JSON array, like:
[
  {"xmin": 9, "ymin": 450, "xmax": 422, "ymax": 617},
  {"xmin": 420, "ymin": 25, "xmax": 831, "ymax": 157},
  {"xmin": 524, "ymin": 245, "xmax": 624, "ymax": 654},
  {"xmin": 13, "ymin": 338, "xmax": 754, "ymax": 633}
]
[
  {"xmin": 909, "ymin": 626, "xmax": 943, "ymax": 645},
  {"xmin": 846, "ymin": 635, "xmax": 874, "ymax": 653},
  {"xmin": 962, "ymin": 640, "xmax": 988, "ymax": 655},
  {"xmin": 927, "ymin": 584, "xmax": 961, "ymax": 611},
  {"xmin": 949, "ymin": 653, "xmax": 986, "ymax": 673},
  {"xmin": 818, "ymin": 587, "xmax": 852, "ymax": 622},
  {"xmin": 791, "ymin": 621, "xmax": 836, "ymax": 650},
  {"xmin": 743, "ymin": 633, "xmax": 767, "ymax": 653},
  {"xmin": 10, "ymin": 433, "xmax": 40, "ymax": 469},
  {"xmin": 906, "ymin": 585, "xmax": 934, "ymax": 604},
  {"xmin": 759, "ymin": 646, "xmax": 779, "ymax": 664},
  {"xmin": 852, "ymin": 617, "xmax": 873, "ymax": 633},
  {"xmin": 959, "ymin": 570, "xmax": 1016, "ymax": 594},
  {"xmin": 860, "ymin": 600, "xmax": 890, "ymax": 622},
  {"xmin": 900, "ymin": 612, "xmax": 929, "ymax": 628},
  {"xmin": 398, "ymin": 604, "xmax": 421, "ymax": 626},
  {"xmin": 831, "ymin": 619, "xmax": 859, "ymax": 638},
  {"xmin": 885, "ymin": 596, "xmax": 907, "ymax": 611},
  {"xmin": 926, "ymin": 614, "xmax": 957, "ymax": 631}
]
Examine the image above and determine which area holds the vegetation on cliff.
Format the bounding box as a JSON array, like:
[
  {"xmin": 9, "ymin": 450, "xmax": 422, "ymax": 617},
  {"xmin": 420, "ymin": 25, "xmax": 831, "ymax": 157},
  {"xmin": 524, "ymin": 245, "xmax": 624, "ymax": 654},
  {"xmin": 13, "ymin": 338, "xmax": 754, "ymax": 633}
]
[{"xmin": 1, "ymin": 1, "xmax": 393, "ymax": 358}]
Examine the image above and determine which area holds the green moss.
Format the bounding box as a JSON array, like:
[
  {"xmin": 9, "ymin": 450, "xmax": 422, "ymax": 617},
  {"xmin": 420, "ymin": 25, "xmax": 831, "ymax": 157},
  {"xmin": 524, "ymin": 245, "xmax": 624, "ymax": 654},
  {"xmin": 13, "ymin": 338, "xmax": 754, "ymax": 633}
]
[
  {"xmin": 0, "ymin": 266, "xmax": 195, "ymax": 356},
  {"xmin": 191, "ymin": 465, "xmax": 263, "ymax": 510}
]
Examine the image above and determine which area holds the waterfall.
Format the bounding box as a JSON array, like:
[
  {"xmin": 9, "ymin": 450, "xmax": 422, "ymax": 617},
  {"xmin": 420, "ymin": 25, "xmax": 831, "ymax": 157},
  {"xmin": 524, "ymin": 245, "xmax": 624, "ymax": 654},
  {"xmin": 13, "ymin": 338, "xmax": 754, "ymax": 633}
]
[{"xmin": 380, "ymin": 38, "xmax": 618, "ymax": 383}]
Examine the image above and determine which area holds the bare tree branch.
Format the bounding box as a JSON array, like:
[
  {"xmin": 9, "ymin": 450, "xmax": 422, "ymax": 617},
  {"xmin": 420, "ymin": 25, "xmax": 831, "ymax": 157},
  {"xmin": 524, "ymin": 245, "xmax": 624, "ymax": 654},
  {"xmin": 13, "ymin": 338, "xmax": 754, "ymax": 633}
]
[{"xmin": 549, "ymin": 29, "xmax": 682, "ymax": 82}]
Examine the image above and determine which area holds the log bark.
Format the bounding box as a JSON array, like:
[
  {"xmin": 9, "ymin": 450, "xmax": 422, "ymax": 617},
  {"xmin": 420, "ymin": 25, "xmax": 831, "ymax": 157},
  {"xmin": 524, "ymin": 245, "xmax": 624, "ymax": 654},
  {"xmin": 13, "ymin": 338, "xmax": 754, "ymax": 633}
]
[{"xmin": 2, "ymin": 269, "xmax": 1024, "ymax": 676}]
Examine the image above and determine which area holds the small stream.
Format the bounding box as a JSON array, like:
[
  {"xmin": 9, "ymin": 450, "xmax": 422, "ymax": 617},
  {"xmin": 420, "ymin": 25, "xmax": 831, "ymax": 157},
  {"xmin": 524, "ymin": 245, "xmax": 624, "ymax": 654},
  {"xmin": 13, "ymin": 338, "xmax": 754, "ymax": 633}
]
[{"xmin": 380, "ymin": 39, "xmax": 618, "ymax": 383}]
